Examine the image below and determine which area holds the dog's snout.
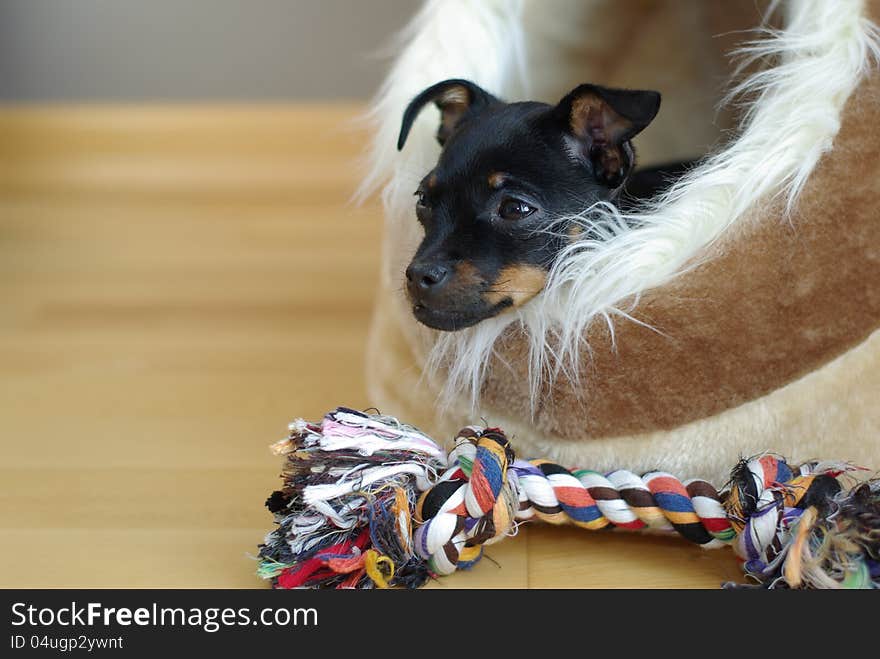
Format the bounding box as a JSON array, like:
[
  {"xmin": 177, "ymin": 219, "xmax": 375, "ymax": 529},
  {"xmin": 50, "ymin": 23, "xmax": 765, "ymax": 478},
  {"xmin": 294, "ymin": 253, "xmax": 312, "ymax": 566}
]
[{"xmin": 406, "ymin": 261, "xmax": 450, "ymax": 292}]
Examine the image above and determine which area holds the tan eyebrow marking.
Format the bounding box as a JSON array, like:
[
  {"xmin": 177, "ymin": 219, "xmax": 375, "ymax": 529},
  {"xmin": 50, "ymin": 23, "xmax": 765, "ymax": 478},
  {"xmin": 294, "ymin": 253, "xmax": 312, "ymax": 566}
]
[
  {"xmin": 426, "ymin": 174, "xmax": 438, "ymax": 189},
  {"xmin": 488, "ymin": 172, "xmax": 508, "ymax": 189}
]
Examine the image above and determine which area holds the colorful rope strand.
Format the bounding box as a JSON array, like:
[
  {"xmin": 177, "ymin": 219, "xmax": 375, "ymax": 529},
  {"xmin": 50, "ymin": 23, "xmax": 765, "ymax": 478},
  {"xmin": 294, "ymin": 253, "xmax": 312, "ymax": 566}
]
[{"xmin": 258, "ymin": 408, "xmax": 880, "ymax": 589}]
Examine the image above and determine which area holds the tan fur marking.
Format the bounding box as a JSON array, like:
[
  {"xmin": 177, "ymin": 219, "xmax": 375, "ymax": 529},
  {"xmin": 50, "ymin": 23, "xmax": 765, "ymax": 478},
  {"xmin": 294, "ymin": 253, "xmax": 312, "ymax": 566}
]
[
  {"xmin": 437, "ymin": 85, "xmax": 471, "ymax": 143},
  {"xmin": 570, "ymin": 95, "xmax": 630, "ymax": 144},
  {"xmin": 452, "ymin": 261, "xmax": 483, "ymax": 288},
  {"xmin": 427, "ymin": 174, "xmax": 437, "ymax": 190},
  {"xmin": 440, "ymin": 86, "xmax": 468, "ymax": 106},
  {"xmin": 488, "ymin": 172, "xmax": 508, "ymax": 189},
  {"xmin": 484, "ymin": 265, "xmax": 548, "ymax": 307}
]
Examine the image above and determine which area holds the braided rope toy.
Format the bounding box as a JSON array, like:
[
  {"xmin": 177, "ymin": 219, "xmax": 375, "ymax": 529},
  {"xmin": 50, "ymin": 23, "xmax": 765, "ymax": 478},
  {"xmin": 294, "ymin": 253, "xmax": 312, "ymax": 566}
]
[{"xmin": 257, "ymin": 407, "xmax": 880, "ymax": 589}]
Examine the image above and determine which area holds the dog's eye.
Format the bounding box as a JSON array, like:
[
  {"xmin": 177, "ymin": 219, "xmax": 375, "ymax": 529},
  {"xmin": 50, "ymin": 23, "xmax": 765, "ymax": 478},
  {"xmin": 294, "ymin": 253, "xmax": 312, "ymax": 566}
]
[
  {"xmin": 498, "ymin": 198, "xmax": 536, "ymax": 220},
  {"xmin": 414, "ymin": 190, "xmax": 427, "ymax": 208}
]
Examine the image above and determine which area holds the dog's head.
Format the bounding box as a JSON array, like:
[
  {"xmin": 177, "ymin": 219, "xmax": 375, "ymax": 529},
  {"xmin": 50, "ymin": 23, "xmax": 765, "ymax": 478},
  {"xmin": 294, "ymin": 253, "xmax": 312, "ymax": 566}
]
[{"xmin": 397, "ymin": 79, "xmax": 660, "ymax": 331}]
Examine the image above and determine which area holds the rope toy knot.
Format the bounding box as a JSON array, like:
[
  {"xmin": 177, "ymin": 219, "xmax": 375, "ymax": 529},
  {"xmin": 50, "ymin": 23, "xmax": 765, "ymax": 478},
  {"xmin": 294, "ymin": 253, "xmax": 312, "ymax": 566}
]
[{"xmin": 414, "ymin": 427, "xmax": 518, "ymax": 575}]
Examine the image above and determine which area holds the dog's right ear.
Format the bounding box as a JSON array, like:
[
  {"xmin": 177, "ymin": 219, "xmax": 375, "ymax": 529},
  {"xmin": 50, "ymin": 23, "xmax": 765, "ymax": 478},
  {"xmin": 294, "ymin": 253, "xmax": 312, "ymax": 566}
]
[
  {"xmin": 551, "ymin": 84, "xmax": 661, "ymax": 189},
  {"xmin": 397, "ymin": 79, "xmax": 498, "ymax": 151}
]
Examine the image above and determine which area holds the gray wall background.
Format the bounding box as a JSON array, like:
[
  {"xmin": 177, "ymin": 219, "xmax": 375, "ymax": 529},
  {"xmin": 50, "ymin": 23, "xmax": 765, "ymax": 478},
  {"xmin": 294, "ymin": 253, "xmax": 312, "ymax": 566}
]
[{"xmin": 0, "ymin": 0, "xmax": 421, "ymax": 101}]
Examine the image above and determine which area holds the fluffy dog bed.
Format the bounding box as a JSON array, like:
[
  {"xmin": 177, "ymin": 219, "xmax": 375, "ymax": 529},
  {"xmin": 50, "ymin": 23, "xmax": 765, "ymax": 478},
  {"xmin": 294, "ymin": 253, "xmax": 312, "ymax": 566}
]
[{"xmin": 361, "ymin": 0, "xmax": 880, "ymax": 484}]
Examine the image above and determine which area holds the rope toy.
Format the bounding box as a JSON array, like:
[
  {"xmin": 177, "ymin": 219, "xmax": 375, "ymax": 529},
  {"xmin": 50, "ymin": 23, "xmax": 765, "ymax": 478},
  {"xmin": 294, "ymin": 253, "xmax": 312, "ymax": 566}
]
[{"xmin": 257, "ymin": 407, "xmax": 880, "ymax": 589}]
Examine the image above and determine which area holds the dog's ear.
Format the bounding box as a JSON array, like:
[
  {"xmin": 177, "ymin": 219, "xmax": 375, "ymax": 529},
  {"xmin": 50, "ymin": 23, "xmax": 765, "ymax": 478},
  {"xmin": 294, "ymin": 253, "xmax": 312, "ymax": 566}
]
[
  {"xmin": 397, "ymin": 79, "xmax": 499, "ymax": 151},
  {"xmin": 553, "ymin": 84, "xmax": 660, "ymax": 188}
]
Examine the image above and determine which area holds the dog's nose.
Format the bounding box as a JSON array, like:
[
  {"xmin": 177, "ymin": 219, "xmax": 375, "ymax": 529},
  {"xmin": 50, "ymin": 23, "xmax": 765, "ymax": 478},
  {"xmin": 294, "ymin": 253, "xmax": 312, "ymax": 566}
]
[{"xmin": 406, "ymin": 261, "xmax": 450, "ymax": 293}]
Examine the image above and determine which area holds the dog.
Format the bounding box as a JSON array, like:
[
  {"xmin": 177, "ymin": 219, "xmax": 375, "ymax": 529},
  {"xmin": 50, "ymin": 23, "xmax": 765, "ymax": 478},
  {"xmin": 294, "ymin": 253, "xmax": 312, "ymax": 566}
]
[{"xmin": 397, "ymin": 78, "xmax": 689, "ymax": 332}]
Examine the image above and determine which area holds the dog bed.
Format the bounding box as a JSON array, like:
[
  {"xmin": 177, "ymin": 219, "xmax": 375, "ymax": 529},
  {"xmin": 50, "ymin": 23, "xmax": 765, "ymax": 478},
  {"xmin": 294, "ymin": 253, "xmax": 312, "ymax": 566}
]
[{"xmin": 361, "ymin": 0, "xmax": 880, "ymax": 484}]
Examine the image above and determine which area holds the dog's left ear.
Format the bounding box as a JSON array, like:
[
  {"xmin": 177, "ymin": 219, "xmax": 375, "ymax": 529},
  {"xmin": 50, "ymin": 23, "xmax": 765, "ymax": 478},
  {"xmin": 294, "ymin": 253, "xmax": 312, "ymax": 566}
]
[
  {"xmin": 397, "ymin": 79, "xmax": 499, "ymax": 151},
  {"xmin": 553, "ymin": 84, "xmax": 660, "ymax": 188}
]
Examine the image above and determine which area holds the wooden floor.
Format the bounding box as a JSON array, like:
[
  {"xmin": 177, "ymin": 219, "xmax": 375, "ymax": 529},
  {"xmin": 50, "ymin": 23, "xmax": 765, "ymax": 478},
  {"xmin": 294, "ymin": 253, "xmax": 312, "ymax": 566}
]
[{"xmin": 0, "ymin": 105, "xmax": 743, "ymax": 588}]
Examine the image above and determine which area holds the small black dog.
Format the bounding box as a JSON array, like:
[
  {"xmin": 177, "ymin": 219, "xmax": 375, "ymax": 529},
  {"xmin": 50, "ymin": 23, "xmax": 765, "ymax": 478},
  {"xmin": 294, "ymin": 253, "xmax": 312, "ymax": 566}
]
[{"xmin": 397, "ymin": 78, "xmax": 684, "ymax": 332}]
